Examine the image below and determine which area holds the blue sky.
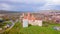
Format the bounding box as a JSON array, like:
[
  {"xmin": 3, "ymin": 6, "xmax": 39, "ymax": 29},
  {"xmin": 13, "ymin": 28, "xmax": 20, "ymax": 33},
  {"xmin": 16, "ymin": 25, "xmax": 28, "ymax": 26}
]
[{"xmin": 0, "ymin": 0, "xmax": 60, "ymax": 11}]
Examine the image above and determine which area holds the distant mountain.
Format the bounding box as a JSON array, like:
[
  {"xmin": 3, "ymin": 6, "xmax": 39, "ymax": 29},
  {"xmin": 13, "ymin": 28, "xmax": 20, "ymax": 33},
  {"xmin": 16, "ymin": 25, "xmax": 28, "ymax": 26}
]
[
  {"xmin": 34, "ymin": 10, "xmax": 60, "ymax": 13},
  {"xmin": 0, "ymin": 10, "xmax": 20, "ymax": 14},
  {"xmin": 0, "ymin": 10, "xmax": 60, "ymax": 14}
]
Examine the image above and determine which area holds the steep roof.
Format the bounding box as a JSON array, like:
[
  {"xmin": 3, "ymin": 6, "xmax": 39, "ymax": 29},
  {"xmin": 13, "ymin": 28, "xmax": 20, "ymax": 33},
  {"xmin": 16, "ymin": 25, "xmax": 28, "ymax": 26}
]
[{"xmin": 23, "ymin": 13, "xmax": 42, "ymax": 20}]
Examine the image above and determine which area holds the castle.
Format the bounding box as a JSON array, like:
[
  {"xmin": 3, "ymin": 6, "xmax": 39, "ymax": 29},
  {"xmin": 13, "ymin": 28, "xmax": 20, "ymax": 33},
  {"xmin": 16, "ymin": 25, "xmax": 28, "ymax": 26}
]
[{"xmin": 22, "ymin": 13, "xmax": 42, "ymax": 27}]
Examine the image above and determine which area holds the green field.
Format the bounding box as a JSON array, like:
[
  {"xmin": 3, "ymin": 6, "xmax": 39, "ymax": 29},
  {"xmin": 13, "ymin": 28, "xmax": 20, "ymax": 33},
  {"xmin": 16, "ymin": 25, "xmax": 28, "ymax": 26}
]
[{"xmin": 2, "ymin": 22, "xmax": 60, "ymax": 34}]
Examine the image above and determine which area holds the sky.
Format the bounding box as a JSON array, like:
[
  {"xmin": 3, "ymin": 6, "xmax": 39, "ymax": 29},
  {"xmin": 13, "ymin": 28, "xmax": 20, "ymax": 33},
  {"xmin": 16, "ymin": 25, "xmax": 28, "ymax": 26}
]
[{"xmin": 0, "ymin": 0, "xmax": 60, "ymax": 11}]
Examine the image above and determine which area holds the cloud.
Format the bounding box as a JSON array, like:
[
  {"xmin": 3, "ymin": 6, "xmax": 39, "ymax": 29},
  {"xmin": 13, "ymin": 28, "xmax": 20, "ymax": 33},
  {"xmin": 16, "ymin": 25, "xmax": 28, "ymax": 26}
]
[
  {"xmin": 46, "ymin": 0, "xmax": 60, "ymax": 5},
  {"xmin": 1, "ymin": 0, "xmax": 60, "ymax": 5},
  {"xmin": 0, "ymin": 0, "xmax": 46, "ymax": 4},
  {"xmin": 36, "ymin": 0, "xmax": 60, "ymax": 10},
  {"xmin": 0, "ymin": 0, "xmax": 60, "ymax": 11},
  {"xmin": 0, "ymin": 3, "xmax": 13, "ymax": 10}
]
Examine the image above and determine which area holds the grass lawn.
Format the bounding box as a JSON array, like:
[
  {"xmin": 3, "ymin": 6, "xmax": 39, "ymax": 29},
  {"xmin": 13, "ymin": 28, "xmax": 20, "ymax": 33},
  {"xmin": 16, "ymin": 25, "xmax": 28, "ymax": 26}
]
[{"xmin": 2, "ymin": 22, "xmax": 60, "ymax": 34}]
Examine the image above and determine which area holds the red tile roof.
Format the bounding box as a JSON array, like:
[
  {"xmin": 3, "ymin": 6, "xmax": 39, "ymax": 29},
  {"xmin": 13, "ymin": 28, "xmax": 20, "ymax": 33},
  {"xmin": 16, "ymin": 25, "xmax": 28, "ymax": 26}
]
[{"xmin": 23, "ymin": 13, "xmax": 42, "ymax": 20}]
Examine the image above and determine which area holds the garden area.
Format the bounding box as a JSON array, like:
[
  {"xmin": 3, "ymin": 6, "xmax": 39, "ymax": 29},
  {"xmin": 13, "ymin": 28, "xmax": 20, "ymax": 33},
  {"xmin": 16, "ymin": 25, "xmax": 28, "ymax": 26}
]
[
  {"xmin": 1, "ymin": 21, "xmax": 60, "ymax": 34},
  {"xmin": 0, "ymin": 17, "xmax": 15, "ymax": 34},
  {"xmin": 0, "ymin": 21, "xmax": 13, "ymax": 33}
]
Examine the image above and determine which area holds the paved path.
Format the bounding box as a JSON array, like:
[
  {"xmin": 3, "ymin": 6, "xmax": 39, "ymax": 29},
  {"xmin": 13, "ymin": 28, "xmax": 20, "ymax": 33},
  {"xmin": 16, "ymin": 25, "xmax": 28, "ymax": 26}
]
[{"xmin": 5, "ymin": 20, "xmax": 17, "ymax": 31}]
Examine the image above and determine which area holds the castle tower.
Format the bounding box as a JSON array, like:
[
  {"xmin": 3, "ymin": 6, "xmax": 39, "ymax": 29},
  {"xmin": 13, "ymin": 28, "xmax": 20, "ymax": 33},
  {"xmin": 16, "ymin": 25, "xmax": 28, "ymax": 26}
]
[
  {"xmin": 22, "ymin": 15, "xmax": 28, "ymax": 27},
  {"xmin": 22, "ymin": 13, "xmax": 24, "ymax": 17},
  {"xmin": 27, "ymin": 13, "xmax": 30, "ymax": 16},
  {"xmin": 27, "ymin": 13, "xmax": 31, "ymax": 20},
  {"xmin": 31, "ymin": 15, "xmax": 35, "ymax": 21}
]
